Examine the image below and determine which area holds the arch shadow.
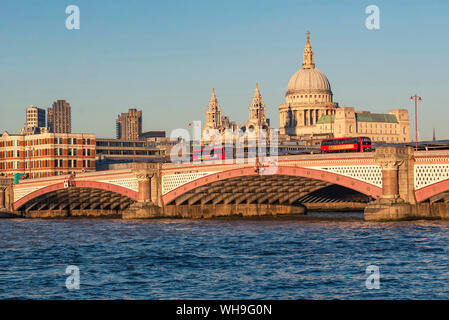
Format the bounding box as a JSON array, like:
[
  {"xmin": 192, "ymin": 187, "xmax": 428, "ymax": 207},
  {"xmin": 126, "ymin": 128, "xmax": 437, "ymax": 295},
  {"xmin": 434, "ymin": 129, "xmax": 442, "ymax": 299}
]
[
  {"xmin": 14, "ymin": 180, "xmax": 139, "ymax": 210},
  {"xmin": 161, "ymin": 165, "xmax": 382, "ymax": 205}
]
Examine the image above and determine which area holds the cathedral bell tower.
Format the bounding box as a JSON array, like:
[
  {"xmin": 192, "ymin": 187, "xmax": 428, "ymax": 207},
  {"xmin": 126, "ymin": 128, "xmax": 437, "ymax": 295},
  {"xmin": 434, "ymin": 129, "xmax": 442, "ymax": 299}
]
[
  {"xmin": 204, "ymin": 88, "xmax": 222, "ymax": 130},
  {"xmin": 244, "ymin": 83, "xmax": 270, "ymax": 132}
]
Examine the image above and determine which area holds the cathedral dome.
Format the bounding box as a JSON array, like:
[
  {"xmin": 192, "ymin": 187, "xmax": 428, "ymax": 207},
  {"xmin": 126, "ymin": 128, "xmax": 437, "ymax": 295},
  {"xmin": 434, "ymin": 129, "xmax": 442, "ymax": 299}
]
[
  {"xmin": 285, "ymin": 32, "xmax": 333, "ymax": 102},
  {"xmin": 286, "ymin": 68, "xmax": 331, "ymax": 95}
]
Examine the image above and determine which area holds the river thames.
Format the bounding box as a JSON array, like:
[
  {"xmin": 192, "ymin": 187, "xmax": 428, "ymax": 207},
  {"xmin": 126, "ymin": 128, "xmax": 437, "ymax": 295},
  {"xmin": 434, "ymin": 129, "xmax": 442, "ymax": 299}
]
[{"xmin": 1, "ymin": 212, "xmax": 449, "ymax": 299}]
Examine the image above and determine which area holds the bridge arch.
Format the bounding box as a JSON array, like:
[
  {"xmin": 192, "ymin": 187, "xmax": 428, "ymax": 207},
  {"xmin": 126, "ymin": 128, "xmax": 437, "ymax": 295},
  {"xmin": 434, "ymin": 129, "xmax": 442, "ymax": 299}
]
[
  {"xmin": 14, "ymin": 180, "xmax": 139, "ymax": 211},
  {"xmin": 415, "ymin": 179, "xmax": 449, "ymax": 203},
  {"xmin": 162, "ymin": 166, "xmax": 382, "ymax": 205}
]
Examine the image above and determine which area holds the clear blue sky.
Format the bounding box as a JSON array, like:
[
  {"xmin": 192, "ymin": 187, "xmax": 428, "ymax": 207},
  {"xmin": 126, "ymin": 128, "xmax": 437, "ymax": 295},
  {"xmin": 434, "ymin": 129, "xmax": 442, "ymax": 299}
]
[{"xmin": 0, "ymin": 0, "xmax": 448, "ymax": 140}]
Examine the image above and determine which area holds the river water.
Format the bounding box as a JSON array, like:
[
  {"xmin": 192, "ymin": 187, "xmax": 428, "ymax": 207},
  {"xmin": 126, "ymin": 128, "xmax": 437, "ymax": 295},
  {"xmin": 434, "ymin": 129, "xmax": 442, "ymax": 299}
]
[{"xmin": 1, "ymin": 212, "xmax": 449, "ymax": 299}]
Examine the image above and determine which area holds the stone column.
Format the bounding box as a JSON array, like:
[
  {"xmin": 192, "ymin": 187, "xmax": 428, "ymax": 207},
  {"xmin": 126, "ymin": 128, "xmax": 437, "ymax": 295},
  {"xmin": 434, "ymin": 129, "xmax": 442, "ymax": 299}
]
[
  {"xmin": 151, "ymin": 171, "xmax": 163, "ymax": 207},
  {"xmin": 374, "ymin": 146, "xmax": 410, "ymax": 201},
  {"xmin": 4, "ymin": 186, "xmax": 12, "ymax": 211},
  {"xmin": 0, "ymin": 188, "xmax": 5, "ymax": 209},
  {"xmin": 137, "ymin": 173, "xmax": 151, "ymax": 203},
  {"xmin": 379, "ymin": 162, "xmax": 400, "ymax": 199}
]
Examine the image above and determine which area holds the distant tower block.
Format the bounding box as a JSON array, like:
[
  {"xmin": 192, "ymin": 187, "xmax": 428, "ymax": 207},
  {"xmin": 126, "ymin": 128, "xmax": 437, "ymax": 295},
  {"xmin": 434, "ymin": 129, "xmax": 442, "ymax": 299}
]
[
  {"xmin": 47, "ymin": 100, "xmax": 71, "ymax": 133},
  {"xmin": 116, "ymin": 108, "xmax": 142, "ymax": 140}
]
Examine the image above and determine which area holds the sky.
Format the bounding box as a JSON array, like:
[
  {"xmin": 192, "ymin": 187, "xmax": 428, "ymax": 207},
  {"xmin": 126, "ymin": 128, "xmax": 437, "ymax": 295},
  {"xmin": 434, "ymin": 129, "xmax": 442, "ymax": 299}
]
[{"xmin": 0, "ymin": 0, "xmax": 448, "ymax": 140}]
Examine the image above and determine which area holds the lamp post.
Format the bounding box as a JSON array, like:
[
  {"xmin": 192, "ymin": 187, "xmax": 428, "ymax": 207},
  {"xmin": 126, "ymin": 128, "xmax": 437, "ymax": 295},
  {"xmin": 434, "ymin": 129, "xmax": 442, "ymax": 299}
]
[
  {"xmin": 410, "ymin": 94, "xmax": 422, "ymax": 151},
  {"xmin": 188, "ymin": 122, "xmax": 195, "ymax": 161}
]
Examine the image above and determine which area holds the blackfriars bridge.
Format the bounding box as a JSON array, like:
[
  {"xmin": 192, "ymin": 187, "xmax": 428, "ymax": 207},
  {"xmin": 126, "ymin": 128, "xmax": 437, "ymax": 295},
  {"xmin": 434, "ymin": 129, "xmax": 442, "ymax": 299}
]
[{"xmin": 2, "ymin": 146, "xmax": 449, "ymax": 221}]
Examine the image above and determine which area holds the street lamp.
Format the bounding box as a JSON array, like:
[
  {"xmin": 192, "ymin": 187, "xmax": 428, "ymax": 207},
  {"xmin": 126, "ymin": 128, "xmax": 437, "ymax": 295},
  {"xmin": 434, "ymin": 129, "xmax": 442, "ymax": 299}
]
[{"xmin": 410, "ymin": 94, "xmax": 422, "ymax": 151}]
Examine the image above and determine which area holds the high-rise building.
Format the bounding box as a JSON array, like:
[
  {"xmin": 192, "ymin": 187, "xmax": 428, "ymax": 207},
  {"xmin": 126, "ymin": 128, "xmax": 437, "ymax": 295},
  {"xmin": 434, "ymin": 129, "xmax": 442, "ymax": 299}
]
[
  {"xmin": 26, "ymin": 106, "xmax": 46, "ymax": 129},
  {"xmin": 116, "ymin": 108, "xmax": 142, "ymax": 140},
  {"xmin": 47, "ymin": 100, "xmax": 71, "ymax": 133}
]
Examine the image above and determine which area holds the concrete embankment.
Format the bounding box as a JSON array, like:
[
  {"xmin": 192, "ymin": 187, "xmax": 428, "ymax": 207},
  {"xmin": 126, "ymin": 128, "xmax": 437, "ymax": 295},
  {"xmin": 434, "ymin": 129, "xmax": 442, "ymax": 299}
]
[
  {"xmin": 304, "ymin": 202, "xmax": 367, "ymax": 212},
  {"xmin": 12, "ymin": 201, "xmax": 449, "ymax": 221},
  {"xmin": 122, "ymin": 203, "xmax": 307, "ymax": 219},
  {"xmin": 364, "ymin": 201, "xmax": 449, "ymax": 221},
  {"xmin": 0, "ymin": 211, "xmax": 15, "ymax": 218},
  {"xmin": 2, "ymin": 202, "xmax": 367, "ymax": 219},
  {"xmin": 17, "ymin": 209, "xmax": 121, "ymax": 219}
]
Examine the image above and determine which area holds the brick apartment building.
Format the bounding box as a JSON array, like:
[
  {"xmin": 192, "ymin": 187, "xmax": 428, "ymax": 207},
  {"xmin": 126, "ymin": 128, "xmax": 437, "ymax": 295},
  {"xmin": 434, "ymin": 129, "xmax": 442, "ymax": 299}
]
[{"xmin": 0, "ymin": 132, "xmax": 95, "ymax": 178}]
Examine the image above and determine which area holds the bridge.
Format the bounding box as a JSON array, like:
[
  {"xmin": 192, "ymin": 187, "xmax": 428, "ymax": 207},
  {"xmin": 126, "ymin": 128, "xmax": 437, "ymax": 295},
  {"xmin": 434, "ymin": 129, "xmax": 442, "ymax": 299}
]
[{"xmin": 2, "ymin": 146, "xmax": 449, "ymax": 220}]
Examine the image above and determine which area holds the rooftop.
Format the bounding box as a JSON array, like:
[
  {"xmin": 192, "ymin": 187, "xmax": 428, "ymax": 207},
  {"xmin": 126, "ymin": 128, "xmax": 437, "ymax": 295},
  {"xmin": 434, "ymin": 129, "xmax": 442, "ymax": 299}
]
[{"xmin": 316, "ymin": 112, "xmax": 398, "ymax": 124}]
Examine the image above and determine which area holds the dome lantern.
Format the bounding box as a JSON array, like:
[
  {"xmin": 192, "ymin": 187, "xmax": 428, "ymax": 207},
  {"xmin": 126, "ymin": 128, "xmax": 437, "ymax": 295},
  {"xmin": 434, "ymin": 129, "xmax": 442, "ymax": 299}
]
[{"xmin": 302, "ymin": 31, "xmax": 315, "ymax": 69}]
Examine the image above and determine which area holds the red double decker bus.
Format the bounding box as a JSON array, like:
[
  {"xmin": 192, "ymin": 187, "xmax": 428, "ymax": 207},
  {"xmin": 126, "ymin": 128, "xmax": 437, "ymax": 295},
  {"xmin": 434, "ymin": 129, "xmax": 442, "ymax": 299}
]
[{"xmin": 321, "ymin": 137, "xmax": 372, "ymax": 153}]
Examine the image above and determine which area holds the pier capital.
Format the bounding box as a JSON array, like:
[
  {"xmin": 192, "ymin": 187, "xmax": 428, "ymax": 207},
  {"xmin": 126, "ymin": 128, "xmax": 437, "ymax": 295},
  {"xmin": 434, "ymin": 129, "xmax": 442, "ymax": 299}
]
[
  {"xmin": 136, "ymin": 172, "xmax": 153, "ymax": 181},
  {"xmin": 374, "ymin": 146, "xmax": 412, "ymax": 170}
]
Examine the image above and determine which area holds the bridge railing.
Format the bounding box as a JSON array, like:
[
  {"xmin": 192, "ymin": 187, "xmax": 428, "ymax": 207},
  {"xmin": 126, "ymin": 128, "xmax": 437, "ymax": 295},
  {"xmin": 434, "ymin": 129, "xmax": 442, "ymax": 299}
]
[
  {"xmin": 413, "ymin": 150, "xmax": 449, "ymax": 157},
  {"xmin": 0, "ymin": 177, "xmax": 13, "ymax": 187},
  {"xmin": 161, "ymin": 152, "xmax": 376, "ymax": 169},
  {"xmin": 12, "ymin": 168, "xmax": 135, "ymax": 185}
]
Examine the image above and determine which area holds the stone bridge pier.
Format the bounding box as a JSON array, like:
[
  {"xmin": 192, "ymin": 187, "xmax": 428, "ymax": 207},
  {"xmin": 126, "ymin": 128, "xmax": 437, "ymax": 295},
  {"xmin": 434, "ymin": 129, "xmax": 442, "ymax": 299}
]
[
  {"xmin": 123, "ymin": 163, "xmax": 165, "ymax": 218},
  {"xmin": 0, "ymin": 177, "xmax": 14, "ymax": 215},
  {"xmin": 364, "ymin": 146, "xmax": 448, "ymax": 221}
]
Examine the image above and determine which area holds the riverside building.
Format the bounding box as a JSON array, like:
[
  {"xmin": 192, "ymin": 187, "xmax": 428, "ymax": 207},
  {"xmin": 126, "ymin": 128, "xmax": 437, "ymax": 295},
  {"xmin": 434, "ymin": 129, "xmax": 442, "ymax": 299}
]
[
  {"xmin": 95, "ymin": 138, "xmax": 166, "ymax": 161},
  {"xmin": 0, "ymin": 131, "xmax": 96, "ymax": 178}
]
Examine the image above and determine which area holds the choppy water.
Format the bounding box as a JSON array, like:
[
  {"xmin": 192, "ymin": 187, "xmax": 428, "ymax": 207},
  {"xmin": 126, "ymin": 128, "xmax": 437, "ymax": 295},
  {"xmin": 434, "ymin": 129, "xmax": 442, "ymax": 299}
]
[{"xmin": 1, "ymin": 212, "xmax": 449, "ymax": 299}]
